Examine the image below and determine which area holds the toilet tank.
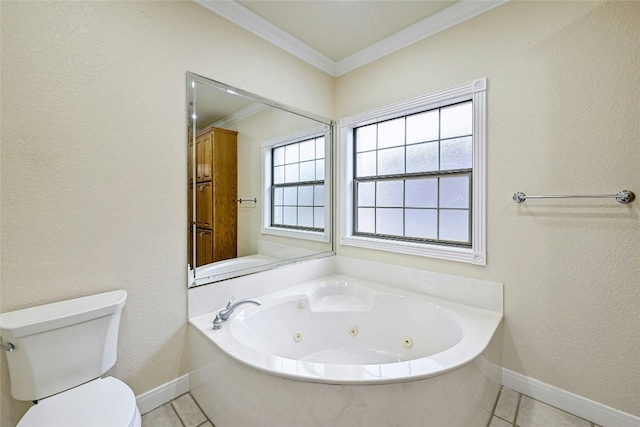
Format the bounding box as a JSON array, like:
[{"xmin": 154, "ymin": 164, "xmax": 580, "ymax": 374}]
[{"xmin": 0, "ymin": 290, "xmax": 127, "ymax": 401}]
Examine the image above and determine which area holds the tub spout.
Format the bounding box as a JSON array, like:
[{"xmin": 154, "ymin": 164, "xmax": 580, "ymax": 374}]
[{"xmin": 213, "ymin": 296, "xmax": 261, "ymax": 330}]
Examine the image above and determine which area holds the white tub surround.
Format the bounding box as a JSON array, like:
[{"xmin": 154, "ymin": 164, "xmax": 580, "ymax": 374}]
[
  {"xmin": 188, "ymin": 257, "xmax": 503, "ymax": 426},
  {"xmin": 190, "ymin": 274, "xmax": 502, "ymax": 384}
]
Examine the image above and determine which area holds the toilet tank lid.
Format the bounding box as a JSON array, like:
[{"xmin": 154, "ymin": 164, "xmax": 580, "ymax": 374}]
[{"xmin": 0, "ymin": 290, "xmax": 127, "ymax": 339}]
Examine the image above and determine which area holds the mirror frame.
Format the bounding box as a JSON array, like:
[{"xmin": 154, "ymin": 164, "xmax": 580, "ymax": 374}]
[{"xmin": 187, "ymin": 71, "xmax": 335, "ymax": 287}]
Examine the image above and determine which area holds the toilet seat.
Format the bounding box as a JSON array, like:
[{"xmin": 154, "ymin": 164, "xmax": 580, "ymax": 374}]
[{"xmin": 18, "ymin": 377, "xmax": 141, "ymax": 427}]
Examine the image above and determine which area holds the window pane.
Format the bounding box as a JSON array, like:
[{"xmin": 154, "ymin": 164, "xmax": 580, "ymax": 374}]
[
  {"xmin": 407, "ymin": 110, "xmax": 439, "ymax": 144},
  {"xmin": 299, "ymin": 160, "xmax": 315, "ymax": 182},
  {"xmin": 441, "ymin": 102, "xmax": 472, "ymax": 139},
  {"xmin": 316, "ymin": 137, "xmax": 325, "ymax": 158},
  {"xmin": 285, "ymin": 144, "xmax": 299, "ymax": 164},
  {"xmin": 283, "ymin": 187, "xmax": 297, "ymax": 205},
  {"xmin": 377, "ymin": 147, "xmax": 404, "ymax": 175},
  {"xmin": 357, "ymin": 181, "xmax": 375, "ymax": 206},
  {"xmin": 378, "ymin": 118, "xmax": 405, "ymax": 149},
  {"xmin": 439, "ymin": 209, "xmax": 469, "ymax": 242},
  {"xmin": 283, "ymin": 207, "xmax": 297, "ymax": 226},
  {"xmin": 440, "ymin": 176, "xmax": 469, "ymax": 208},
  {"xmin": 314, "ymin": 207, "xmax": 324, "ymax": 228},
  {"xmin": 316, "ymin": 159, "xmax": 324, "ymax": 180},
  {"xmin": 298, "ymin": 207, "xmax": 313, "ymax": 227},
  {"xmin": 406, "ymin": 141, "xmax": 438, "ymax": 173},
  {"xmin": 405, "ymin": 178, "xmax": 437, "ymax": 208},
  {"xmin": 441, "ymin": 136, "xmax": 472, "ymax": 170},
  {"xmin": 273, "ymin": 147, "xmax": 285, "ymax": 166},
  {"xmin": 273, "ymin": 206, "xmax": 283, "ymax": 224},
  {"xmin": 273, "ymin": 187, "xmax": 283, "ymax": 205},
  {"xmin": 376, "ymin": 208, "xmax": 403, "ymax": 236},
  {"xmin": 405, "ymin": 209, "xmax": 437, "ymax": 239},
  {"xmin": 284, "ymin": 163, "xmax": 299, "ymax": 183},
  {"xmin": 298, "ymin": 186, "xmax": 313, "ymax": 206},
  {"xmin": 356, "ymin": 151, "xmax": 376, "ymax": 177},
  {"xmin": 357, "ymin": 208, "xmax": 375, "ymax": 233},
  {"xmin": 376, "ymin": 180, "xmax": 403, "ymax": 207},
  {"xmin": 314, "ymin": 185, "xmax": 324, "ymax": 206},
  {"xmin": 356, "ymin": 125, "xmax": 376, "ymax": 152},
  {"xmin": 299, "ymin": 140, "xmax": 315, "ymax": 161},
  {"xmin": 273, "ymin": 165, "xmax": 284, "ymax": 184}
]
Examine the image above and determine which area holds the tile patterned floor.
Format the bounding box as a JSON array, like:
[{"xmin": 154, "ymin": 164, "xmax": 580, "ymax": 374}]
[{"xmin": 142, "ymin": 387, "xmax": 599, "ymax": 427}]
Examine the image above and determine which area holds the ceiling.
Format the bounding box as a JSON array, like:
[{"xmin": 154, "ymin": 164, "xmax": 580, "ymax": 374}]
[{"xmin": 194, "ymin": 0, "xmax": 508, "ymax": 76}]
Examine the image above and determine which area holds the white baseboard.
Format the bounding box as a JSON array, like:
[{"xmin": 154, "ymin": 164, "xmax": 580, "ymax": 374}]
[
  {"xmin": 136, "ymin": 374, "xmax": 190, "ymax": 415},
  {"xmin": 502, "ymin": 369, "xmax": 639, "ymax": 427}
]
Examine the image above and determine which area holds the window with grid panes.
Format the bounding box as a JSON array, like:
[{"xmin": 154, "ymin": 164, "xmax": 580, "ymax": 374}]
[
  {"xmin": 340, "ymin": 79, "xmax": 486, "ymax": 265},
  {"xmin": 354, "ymin": 101, "xmax": 472, "ymax": 245},
  {"xmin": 271, "ymin": 136, "xmax": 325, "ymax": 231}
]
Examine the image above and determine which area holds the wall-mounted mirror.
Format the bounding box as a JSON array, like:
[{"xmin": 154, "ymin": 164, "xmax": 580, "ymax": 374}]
[{"xmin": 187, "ymin": 72, "xmax": 334, "ymax": 287}]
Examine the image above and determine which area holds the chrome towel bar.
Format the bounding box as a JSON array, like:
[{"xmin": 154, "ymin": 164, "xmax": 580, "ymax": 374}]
[
  {"xmin": 513, "ymin": 190, "xmax": 635, "ymax": 204},
  {"xmin": 236, "ymin": 198, "xmax": 257, "ymax": 204}
]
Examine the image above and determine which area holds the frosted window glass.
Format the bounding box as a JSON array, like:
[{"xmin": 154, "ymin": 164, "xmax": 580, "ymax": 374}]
[
  {"xmin": 314, "ymin": 185, "xmax": 324, "ymax": 206},
  {"xmin": 357, "ymin": 182, "xmax": 375, "ymax": 206},
  {"xmin": 298, "ymin": 207, "xmax": 313, "ymax": 227},
  {"xmin": 314, "ymin": 207, "xmax": 324, "ymax": 228},
  {"xmin": 285, "ymin": 144, "xmax": 299, "ymax": 164},
  {"xmin": 378, "ymin": 118, "xmax": 405, "ymax": 149},
  {"xmin": 273, "ymin": 187, "xmax": 283, "ymax": 205},
  {"xmin": 283, "ymin": 187, "xmax": 297, "ymax": 205},
  {"xmin": 406, "ymin": 178, "xmax": 437, "ymax": 208},
  {"xmin": 316, "ymin": 137, "xmax": 325, "ymax": 158},
  {"xmin": 440, "ymin": 176, "xmax": 470, "ymax": 208},
  {"xmin": 405, "ymin": 209, "xmax": 437, "ymax": 239},
  {"xmin": 298, "ymin": 186, "xmax": 313, "ymax": 206},
  {"xmin": 376, "ymin": 208, "xmax": 403, "ymax": 236},
  {"xmin": 376, "ymin": 180, "xmax": 403, "ymax": 207},
  {"xmin": 406, "ymin": 142, "xmax": 438, "ymax": 173},
  {"xmin": 406, "ymin": 110, "xmax": 439, "ymax": 144},
  {"xmin": 441, "ymin": 102, "xmax": 472, "ymax": 139},
  {"xmin": 357, "ymin": 208, "xmax": 375, "ymax": 233},
  {"xmin": 273, "ymin": 206, "xmax": 283, "ymax": 224},
  {"xmin": 316, "ymin": 159, "xmax": 324, "ymax": 180},
  {"xmin": 273, "ymin": 147, "xmax": 285, "ymax": 166},
  {"xmin": 273, "ymin": 166, "xmax": 284, "ymax": 184},
  {"xmin": 356, "ymin": 151, "xmax": 376, "ymax": 177},
  {"xmin": 299, "ymin": 160, "xmax": 315, "ymax": 182},
  {"xmin": 377, "ymin": 147, "xmax": 405, "ymax": 175},
  {"xmin": 356, "ymin": 125, "xmax": 376, "ymax": 152},
  {"xmin": 439, "ymin": 209, "xmax": 469, "ymax": 242},
  {"xmin": 284, "ymin": 164, "xmax": 299, "ymax": 183},
  {"xmin": 283, "ymin": 207, "xmax": 297, "ymax": 226},
  {"xmin": 441, "ymin": 137, "xmax": 472, "ymax": 170},
  {"xmin": 299, "ymin": 140, "xmax": 315, "ymax": 161}
]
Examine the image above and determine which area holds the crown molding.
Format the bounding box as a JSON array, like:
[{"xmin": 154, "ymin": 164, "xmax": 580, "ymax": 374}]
[
  {"xmin": 194, "ymin": 0, "xmax": 509, "ymax": 77},
  {"xmin": 335, "ymin": 0, "xmax": 509, "ymax": 76},
  {"xmin": 194, "ymin": 0, "xmax": 337, "ymax": 75}
]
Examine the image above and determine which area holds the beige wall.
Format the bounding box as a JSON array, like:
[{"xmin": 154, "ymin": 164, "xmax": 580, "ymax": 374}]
[
  {"xmin": 0, "ymin": 1, "xmax": 333, "ymax": 425},
  {"xmin": 335, "ymin": 0, "xmax": 639, "ymax": 416}
]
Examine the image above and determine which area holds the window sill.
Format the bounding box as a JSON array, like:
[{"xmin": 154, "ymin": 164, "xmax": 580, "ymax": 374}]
[
  {"xmin": 340, "ymin": 235, "xmax": 485, "ymax": 265},
  {"xmin": 262, "ymin": 226, "xmax": 330, "ymax": 243}
]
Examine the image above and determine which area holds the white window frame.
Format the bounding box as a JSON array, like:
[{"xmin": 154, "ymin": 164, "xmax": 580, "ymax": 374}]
[
  {"xmin": 262, "ymin": 124, "xmax": 331, "ymax": 243},
  {"xmin": 339, "ymin": 78, "xmax": 487, "ymax": 265}
]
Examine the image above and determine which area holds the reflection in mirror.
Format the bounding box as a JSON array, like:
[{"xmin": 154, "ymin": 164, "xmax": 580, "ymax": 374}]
[{"xmin": 187, "ymin": 72, "xmax": 333, "ymax": 287}]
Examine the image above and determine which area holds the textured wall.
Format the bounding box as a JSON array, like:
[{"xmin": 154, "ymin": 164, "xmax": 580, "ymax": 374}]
[
  {"xmin": 0, "ymin": 2, "xmax": 333, "ymax": 425},
  {"xmin": 335, "ymin": 1, "xmax": 639, "ymax": 416}
]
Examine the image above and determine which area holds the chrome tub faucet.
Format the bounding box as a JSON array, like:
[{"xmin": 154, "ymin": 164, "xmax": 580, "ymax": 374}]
[{"xmin": 213, "ymin": 296, "xmax": 261, "ymax": 330}]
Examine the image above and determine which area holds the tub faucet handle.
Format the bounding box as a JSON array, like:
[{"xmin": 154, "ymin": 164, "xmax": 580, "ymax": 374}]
[{"xmin": 226, "ymin": 295, "xmax": 237, "ymax": 308}]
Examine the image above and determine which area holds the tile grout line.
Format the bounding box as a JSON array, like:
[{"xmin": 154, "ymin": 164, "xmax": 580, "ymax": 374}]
[
  {"xmin": 170, "ymin": 397, "xmax": 187, "ymax": 427},
  {"xmin": 512, "ymin": 392, "xmax": 523, "ymax": 427}
]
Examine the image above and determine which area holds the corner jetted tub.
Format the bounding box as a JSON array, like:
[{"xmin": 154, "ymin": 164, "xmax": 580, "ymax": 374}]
[{"xmin": 189, "ymin": 274, "xmax": 503, "ymax": 426}]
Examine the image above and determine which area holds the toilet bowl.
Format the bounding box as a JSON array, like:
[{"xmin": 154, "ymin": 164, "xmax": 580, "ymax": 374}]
[
  {"xmin": 0, "ymin": 290, "xmax": 142, "ymax": 427},
  {"xmin": 18, "ymin": 377, "xmax": 141, "ymax": 427}
]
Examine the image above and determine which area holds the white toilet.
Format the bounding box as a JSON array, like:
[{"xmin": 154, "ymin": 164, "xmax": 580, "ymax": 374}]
[{"xmin": 0, "ymin": 290, "xmax": 141, "ymax": 427}]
